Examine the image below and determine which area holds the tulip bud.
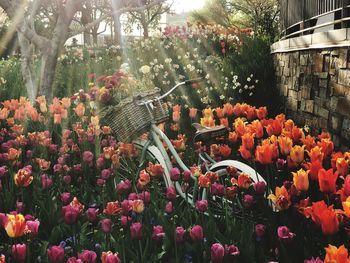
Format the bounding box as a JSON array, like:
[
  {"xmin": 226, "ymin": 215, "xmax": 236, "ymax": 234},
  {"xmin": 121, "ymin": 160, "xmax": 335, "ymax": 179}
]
[
  {"xmin": 166, "ymin": 187, "xmax": 176, "ymax": 200},
  {"xmin": 48, "ymin": 246, "xmax": 65, "ymax": 263},
  {"xmin": 12, "ymin": 243, "xmax": 26, "ymax": 262},
  {"xmin": 60, "ymin": 192, "xmax": 71, "ymax": 204},
  {"xmin": 101, "ymin": 218, "xmax": 113, "ymax": 234},
  {"xmin": 190, "ymin": 225, "xmax": 203, "ymax": 241},
  {"xmin": 165, "ymin": 201, "xmax": 173, "ymax": 214},
  {"xmin": 130, "ymin": 222, "xmax": 142, "ymax": 240},
  {"xmin": 253, "ymin": 181, "xmax": 266, "ymax": 195},
  {"xmin": 243, "ymin": 194, "xmax": 253, "ymax": 209},
  {"xmin": 211, "ymin": 243, "xmax": 225, "ymax": 263},
  {"xmin": 152, "ymin": 225, "xmax": 165, "ymax": 241},
  {"xmin": 175, "ymin": 226, "xmax": 186, "ymax": 242},
  {"xmin": 255, "ymin": 224, "xmax": 266, "ymax": 238},
  {"xmin": 170, "ymin": 167, "xmax": 181, "ymax": 181},
  {"xmin": 196, "ymin": 200, "xmax": 208, "ymax": 213},
  {"xmin": 86, "ymin": 208, "xmax": 99, "ymax": 222}
]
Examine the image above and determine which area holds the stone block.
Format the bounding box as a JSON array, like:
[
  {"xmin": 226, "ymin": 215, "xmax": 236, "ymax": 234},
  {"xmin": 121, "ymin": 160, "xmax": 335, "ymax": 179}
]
[
  {"xmin": 315, "ymin": 105, "xmax": 329, "ymax": 119},
  {"xmin": 338, "ymin": 69, "xmax": 350, "ymax": 86},
  {"xmin": 318, "ymin": 118, "xmax": 329, "ymax": 129},
  {"xmin": 342, "ymin": 118, "xmax": 350, "ymax": 131},
  {"xmin": 301, "ymin": 86, "xmax": 311, "ymax": 99},
  {"xmin": 286, "ymin": 97, "xmax": 298, "ymax": 111},
  {"xmin": 319, "ymin": 87, "xmax": 328, "ymax": 99},
  {"xmin": 330, "ymin": 81, "xmax": 350, "ymax": 100},
  {"xmin": 337, "ymin": 97, "xmax": 350, "ymax": 116},
  {"xmin": 313, "ymin": 53, "xmax": 324, "ymax": 72},
  {"xmin": 332, "ymin": 134, "xmax": 340, "ymax": 147},
  {"xmin": 319, "ymin": 79, "xmax": 328, "ymax": 88},
  {"xmin": 331, "ymin": 115, "xmax": 343, "ymax": 132}
]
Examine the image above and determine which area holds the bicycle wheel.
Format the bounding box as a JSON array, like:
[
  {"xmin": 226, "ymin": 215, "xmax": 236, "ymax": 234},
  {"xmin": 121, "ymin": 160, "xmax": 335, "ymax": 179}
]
[{"xmin": 197, "ymin": 160, "xmax": 274, "ymax": 219}]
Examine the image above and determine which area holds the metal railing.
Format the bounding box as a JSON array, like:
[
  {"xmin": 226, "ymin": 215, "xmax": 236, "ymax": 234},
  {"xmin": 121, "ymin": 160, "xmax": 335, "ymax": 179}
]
[{"xmin": 280, "ymin": 0, "xmax": 350, "ymax": 39}]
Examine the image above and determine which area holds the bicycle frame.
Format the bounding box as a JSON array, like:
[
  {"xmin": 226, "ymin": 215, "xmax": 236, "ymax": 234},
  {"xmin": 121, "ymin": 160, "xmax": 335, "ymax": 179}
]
[{"xmin": 134, "ymin": 123, "xmax": 197, "ymax": 206}]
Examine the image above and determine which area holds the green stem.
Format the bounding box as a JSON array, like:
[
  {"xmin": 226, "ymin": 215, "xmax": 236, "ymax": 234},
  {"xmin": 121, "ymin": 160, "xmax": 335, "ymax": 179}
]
[{"xmin": 139, "ymin": 240, "xmax": 144, "ymax": 263}]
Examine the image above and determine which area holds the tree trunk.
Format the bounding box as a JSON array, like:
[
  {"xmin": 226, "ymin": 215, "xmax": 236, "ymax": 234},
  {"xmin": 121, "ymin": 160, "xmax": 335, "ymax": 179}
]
[
  {"xmin": 84, "ymin": 31, "xmax": 91, "ymax": 46},
  {"xmin": 38, "ymin": 48, "xmax": 58, "ymax": 100},
  {"xmin": 112, "ymin": 0, "xmax": 122, "ymax": 46},
  {"xmin": 17, "ymin": 32, "xmax": 38, "ymax": 103},
  {"xmin": 143, "ymin": 24, "xmax": 149, "ymax": 38}
]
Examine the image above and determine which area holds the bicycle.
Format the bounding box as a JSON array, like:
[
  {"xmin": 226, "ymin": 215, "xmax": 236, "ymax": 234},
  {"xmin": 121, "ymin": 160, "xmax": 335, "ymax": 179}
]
[{"xmin": 105, "ymin": 79, "xmax": 271, "ymax": 217}]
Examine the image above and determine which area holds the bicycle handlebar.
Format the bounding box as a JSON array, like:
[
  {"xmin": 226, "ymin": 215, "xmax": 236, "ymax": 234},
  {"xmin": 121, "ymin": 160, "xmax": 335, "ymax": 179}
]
[{"xmin": 136, "ymin": 78, "xmax": 203, "ymax": 106}]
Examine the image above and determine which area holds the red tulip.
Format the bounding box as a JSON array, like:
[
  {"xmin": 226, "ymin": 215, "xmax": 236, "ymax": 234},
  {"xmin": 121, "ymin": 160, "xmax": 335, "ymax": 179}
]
[{"xmin": 318, "ymin": 168, "xmax": 338, "ymax": 194}]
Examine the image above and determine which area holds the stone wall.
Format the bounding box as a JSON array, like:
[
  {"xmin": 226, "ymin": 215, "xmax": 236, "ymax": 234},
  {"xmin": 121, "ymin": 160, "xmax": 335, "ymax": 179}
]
[{"xmin": 273, "ymin": 48, "xmax": 350, "ymax": 150}]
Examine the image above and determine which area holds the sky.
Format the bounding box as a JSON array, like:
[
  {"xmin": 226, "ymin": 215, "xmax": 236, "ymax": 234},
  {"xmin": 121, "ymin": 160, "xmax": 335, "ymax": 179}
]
[{"xmin": 171, "ymin": 0, "xmax": 206, "ymax": 13}]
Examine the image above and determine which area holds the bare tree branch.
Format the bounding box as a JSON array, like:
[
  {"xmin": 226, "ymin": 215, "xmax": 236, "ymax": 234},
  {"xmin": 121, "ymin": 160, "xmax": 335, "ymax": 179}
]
[{"xmin": 68, "ymin": 0, "xmax": 166, "ymax": 37}]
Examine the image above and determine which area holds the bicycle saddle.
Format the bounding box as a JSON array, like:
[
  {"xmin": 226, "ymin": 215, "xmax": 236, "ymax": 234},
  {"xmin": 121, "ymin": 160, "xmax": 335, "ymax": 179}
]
[{"xmin": 192, "ymin": 123, "xmax": 228, "ymax": 142}]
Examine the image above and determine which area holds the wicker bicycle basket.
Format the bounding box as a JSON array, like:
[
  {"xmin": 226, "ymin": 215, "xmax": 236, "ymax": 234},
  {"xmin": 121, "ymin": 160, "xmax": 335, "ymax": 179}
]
[{"xmin": 100, "ymin": 88, "xmax": 169, "ymax": 142}]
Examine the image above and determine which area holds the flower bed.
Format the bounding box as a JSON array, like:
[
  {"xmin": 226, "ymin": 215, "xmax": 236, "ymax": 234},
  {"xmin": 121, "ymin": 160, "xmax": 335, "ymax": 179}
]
[{"xmin": 0, "ymin": 85, "xmax": 349, "ymax": 262}]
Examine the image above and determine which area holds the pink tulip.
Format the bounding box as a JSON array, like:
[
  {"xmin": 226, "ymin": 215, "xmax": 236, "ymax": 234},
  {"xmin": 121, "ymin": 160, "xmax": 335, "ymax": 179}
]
[
  {"xmin": 165, "ymin": 201, "xmax": 173, "ymax": 214},
  {"xmin": 82, "ymin": 151, "xmax": 94, "ymax": 162},
  {"xmin": 196, "ymin": 200, "xmax": 208, "ymax": 213},
  {"xmin": 175, "ymin": 226, "xmax": 186, "ymax": 242},
  {"xmin": 190, "ymin": 225, "xmax": 203, "ymax": 241},
  {"xmin": 78, "ymin": 250, "xmax": 97, "ymax": 263},
  {"xmin": 170, "ymin": 167, "xmax": 181, "ymax": 181},
  {"xmin": 130, "ymin": 222, "xmax": 142, "ymax": 240},
  {"xmin": 86, "ymin": 208, "xmax": 99, "ymax": 222},
  {"xmin": 152, "ymin": 225, "xmax": 165, "ymax": 241},
  {"xmin": 211, "ymin": 243, "xmax": 225, "ymax": 263},
  {"xmin": 12, "ymin": 243, "xmax": 26, "ymax": 262},
  {"xmin": 48, "ymin": 246, "xmax": 65, "ymax": 263},
  {"xmin": 26, "ymin": 220, "xmax": 40, "ymax": 236},
  {"xmin": 101, "ymin": 218, "xmax": 113, "ymax": 233},
  {"xmin": 166, "ymin": 187, "xmax": 176, "ymax": 200}
]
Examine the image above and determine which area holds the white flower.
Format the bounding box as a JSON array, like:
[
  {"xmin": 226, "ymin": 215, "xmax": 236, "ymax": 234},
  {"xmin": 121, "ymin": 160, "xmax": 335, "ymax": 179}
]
[
  {"xmin": 140, "ymin": 65, "xmax": 151, "ymax": 74},
  {"xmin": 247, "ymin": 77, "xmax": 251, "ymax": 82},
  {"xmin": 255, "ymin": 79, "xmax": 259, "ymax": 83},
  {"xmin": 219, "ymin": 95, "xmax": 225, "ymax": 100}
]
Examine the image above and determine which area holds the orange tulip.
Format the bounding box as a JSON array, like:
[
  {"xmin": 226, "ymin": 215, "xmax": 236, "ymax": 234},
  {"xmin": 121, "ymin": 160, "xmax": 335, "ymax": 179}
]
[
  {"xmin": 138, "ymin": 170, "xmax": 150, "ymax": 186},
  {"xmin": 4, "ymin": 214, "xmax": 26, "ymax": 238},
  {"xmin": 220, "ymin": 144, "xmax": 231, "ymax": 158},
  {"xmin": 292, "ymin": 169, "xmax": 309, "ymax": 192},
  {"xmin": 220, "ymin": 118, "xmax": 229, "ymax": 128},
  {"xmin": 74, "ymin": 103, "xmax": 85, "ymax": 117},
  {"xmin": 249, "ymin": 120, "xmax": 264, "ymax": 138},
  {"xmin": 304, "ymin": 160, "xmax": 323, "ymax": 181},
  {"xmin": 336, "ymin": 158, "xmax": 349, "ymax": 176},
  {"xmin": 301, "ymin": 135, "xmax": 316, "ymax": 151},
  {"xmin": 241, "ymin": 133, "xmax": 255, "ymax": 150},
  {"xmin": 318, "ymin": 168, "xmax": 338, "ymax": 194},
  {"xmin": 14, "ymin": 168, "xmax": 33, "ymax": 187},
  {"xmin": 0, "ymin": 108, "xmax": 9, "ymax": 119},
  {"xmin": 103, "ymin": 201, "xmax": 122, "ymax": 215},
  {"xmin": 331, "ymin": 152, "xmax": 344, "ymax": 169},
  {"xmin": 36, "ymin": 158, "xmax": 51, "ymax": 171},
  {"xmin": 278, "ymin": 136, "xmax": 293, "ymax": 156},
  {"xmin": 234, "ymin": 118, "xmax": 246, "ymax": 137},
  {"xmin": 189, "ymin": 108, "xmax": 197, "ymax": 119},
  {"xmin": 228, "ymin": 132, "xmax": 238, "ymax": 144},
  {"xmin": 200, "ymin": 116, "xmax": 215, "ymax": 128},
  {"xmin": 147, "ymin": 163, "xmax": 164, "ymax": 177},
  {"xmin": 245, "ymin": 106, "xmax": 256, "ymax": 120},
  {"xmin": 342, "ymin": 196, "xmax": 350, "ymax": 217},
  {"xmin": 318, "ymin": 139, "xmax": 334, "ymax": 158},
  {"xmin": 255, "ymin": 143, "xmax": 276, "ymax": 165},
  {"xmin": 215, "ymin": 107, "xmax": 225, "ymax": 118},
  {"xmin": 324, "ymin": 244, "xmax": 350, "ymax": 263},
  {"xmin": 290, "ymin": 145, "xmax": 305, "ymax": 164},
  {"xmin": 132, "ymin": 200, "xmax": 144, "ymax": 214},
  {"xmin": 239, "ymin": 146, "xmax": 251, "ymax": 160},
  {"xmin": 202, "ymin": 108, "xmax": 213, "ymax": 117},
  {"xmin": 7, "ymin": 148, "xmax": 21, "ymax": 161},
  {"xmin": 266, "ymin": 119, "xmax": 283, "ymax": 136},
  {"xmin": 319, "ymin": 208, "xmax": 339, "ymax": 235},
  {"xmin": 231, "ymin": 173, "xmax": 252, "ymax": 189},
  {"xmin": 256, "ymin": 106, "xmax": 267, "ymax": 119},
  {"xmin": 223, "ymin": 103, "xmax": 233, "ymax": 116},
  {"xmin": 291, "ymin": 127, "xmax": 304, "ymax": 143},
  {"xmin": 308, "ymin": 146, "xmax": 324, "ymax": 163},
  {"xmin": 172, "ymin": 111, "xmax": 181, "ymax": 122},
  {"xmin": 198, "ymin": 174, "xmax": 211, "ymax": 188},
  {"xmin": 268, "ymin": 186, "xmax": 291, "ymax": 211}
]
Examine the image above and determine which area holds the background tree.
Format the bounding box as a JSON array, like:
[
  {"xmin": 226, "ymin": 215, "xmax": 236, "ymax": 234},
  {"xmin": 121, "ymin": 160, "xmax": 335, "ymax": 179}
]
[
  {"xmin": 124, "ymin": 0, "xmax": 173, "ymax": 38},
  {"xmin": 191, "ymin": 0, "xmax": 279, "ymax": 41},
  {"xmin": 0, "ymin": 0, "xmax": 166, "ymax": 102}
]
